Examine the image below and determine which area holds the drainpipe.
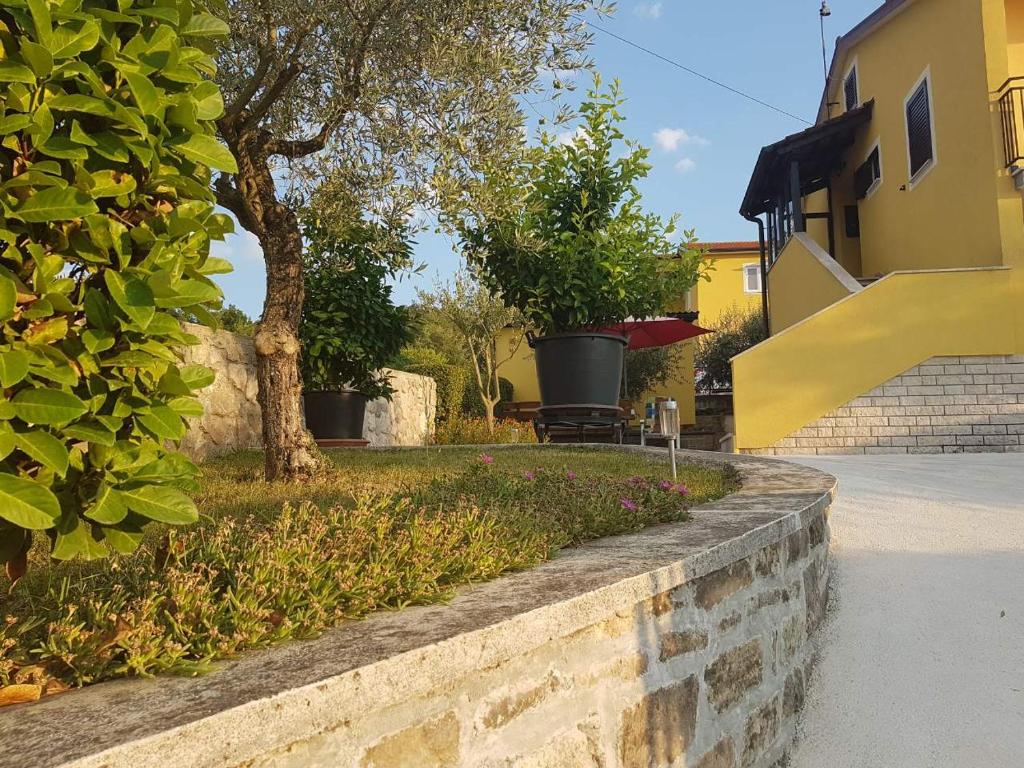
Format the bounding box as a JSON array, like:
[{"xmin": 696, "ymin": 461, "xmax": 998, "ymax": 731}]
[{"xmin": 743, "ymin": 213, "xmax": 770, "ymax": 338}]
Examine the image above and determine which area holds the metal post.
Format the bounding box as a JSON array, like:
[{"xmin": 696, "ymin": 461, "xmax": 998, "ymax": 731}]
[
  {"xmin": 669, "ymin": 437, "xmax": 677, "ymax": 481},
  {"xmin": 790, "ymin": 160, "xmax": 805, "ymax": 233}
]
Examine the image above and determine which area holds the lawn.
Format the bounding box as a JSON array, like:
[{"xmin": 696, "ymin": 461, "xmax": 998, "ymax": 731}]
[{"xmin": 1, "ymin": 446, "xmax": 737, "ymax": 697}]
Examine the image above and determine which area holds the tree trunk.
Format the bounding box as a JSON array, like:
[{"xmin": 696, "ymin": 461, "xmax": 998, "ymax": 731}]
[{"xmin": 222, "ymin": 127, "xmax": 323, "ymax": 481}]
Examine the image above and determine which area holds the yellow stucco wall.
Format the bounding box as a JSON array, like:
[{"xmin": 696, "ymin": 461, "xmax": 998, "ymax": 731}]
[
  {"xmin": 690, "ymin": 249, "xmax": 763, "ymax": 328},
  {"xmin": 766, "ymin": 234, "xmax": 861, "ymax": 335},
  {"xmin": 733, "ymin": 267, "xmax": 1023, "ymax": 449},
  {"xmin": 817, "ymin": 0, "xmax": 1010, "ymax": 277}
]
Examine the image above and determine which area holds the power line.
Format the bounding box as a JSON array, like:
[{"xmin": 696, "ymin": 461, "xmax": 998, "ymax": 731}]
[{"xmin": 576, "ymin": 16, "xmax": 812, "ymax": 126}]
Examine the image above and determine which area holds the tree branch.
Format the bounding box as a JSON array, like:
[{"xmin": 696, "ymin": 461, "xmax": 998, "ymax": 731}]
[{"xmin": 213, "ymin": 174, "xmax": 257, "ymax": 234}]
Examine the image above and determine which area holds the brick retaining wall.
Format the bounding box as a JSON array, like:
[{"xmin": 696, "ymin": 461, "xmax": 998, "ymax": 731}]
[{"xmin": 748, "ymin": 355, "xmax": 1024, "ymax": 455}]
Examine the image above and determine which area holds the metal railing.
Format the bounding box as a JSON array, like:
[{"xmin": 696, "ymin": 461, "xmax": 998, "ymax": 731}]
[{"xmin": 997, "ymin": 76, "xmax": 1024, "ymax": 169}]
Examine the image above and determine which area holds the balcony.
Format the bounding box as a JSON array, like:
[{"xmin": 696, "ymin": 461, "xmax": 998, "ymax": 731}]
[{"xmin": 996, "ymin": 76, "xmax": 1024, "ymax": 189}]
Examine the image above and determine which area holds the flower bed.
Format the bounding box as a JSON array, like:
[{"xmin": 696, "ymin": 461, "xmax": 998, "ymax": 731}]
[{"xmin": 0, "ymin": 447, "xmax": 736, "ymax": 701}]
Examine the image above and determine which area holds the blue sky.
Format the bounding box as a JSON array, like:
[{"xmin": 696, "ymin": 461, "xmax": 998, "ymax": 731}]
[{"xmin": 213, "ymin": 0, "xmax": 880, "ymax": 320}]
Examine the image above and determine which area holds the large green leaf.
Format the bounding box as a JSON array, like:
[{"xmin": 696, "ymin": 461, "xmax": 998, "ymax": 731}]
[
  {"xmin": 180, "ymin": 363, "xmax": 216, "ymax": 390},
  {"xmin": 51, "ymin": 21, "xmax": 100, "ymax": 59},
  {"xmin": 166, "ymin": 133, "xmax": 238, "ymax": 172},
  {"xmin": 17, "ymin": 429, "xmax": 70, "ymax": 476},
  {"xmin": 20, "ymin": 41, "xmax": 53, "ymax": 77},
  {"xmin": 0, "ymin": 275, "xmax": 16, "ymax": 321},
  {"xmin": 63, "ymin": 420, "xmax": 117, "ymax": 446},
  {"xmin": 12, "ymin": 388, "xmax": 88, "ymax": 425},
  {"xmin": 0, "ymin": 474, "xmax": 61, "ymax": 529},
  {"xmin": 104, "ymin": 271, "xmax": 155, "ymax": 329},
  {"xmin": 88, "ymin": 170, "xmax": 137, "ymax": 198},
  {"xmin": 190, "ymin": 80, "xmax": 224, "ymax": 120},
  {"xmin": 16, "ymin": 187, "xmax": 99, "ymax": 223},
  {"xmin": 84, "ymin": 486, "xmax": 128, "ymax": 524},
  {"xmin": 180, "ymin": 13, "xmax": 229, "ymax": 37},
  {"xmin": 119, "ymin": 484, "xmax": 198, "ymax": 524},
  {"xmin": 27, "ymin": 0, "xmax": 53, "ymax": 47},
  {"xmin": 0, "ymin": 349, "xmax": 30, "ymax": 387},
  {"xmin": 124, "ymin": 71, "xmax": 160, "ymax": 116},
  {"xmin": 0, "ymin": 61, "xmax": 36, "ymax": 83},
  {"xmin": 51, "ymin": 512, "xmax": 107, "ymax": 560},
  {"xmin": 137, "ymin": 404, "xmax": 185, "ymax": 440}
]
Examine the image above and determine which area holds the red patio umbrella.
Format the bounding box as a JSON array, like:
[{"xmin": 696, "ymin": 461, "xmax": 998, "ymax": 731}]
[
  {"xmin": 599, "ymin": 317, "xmax": 711, "ymax": 349},
  {"xmin": 596, "ymin": 317, "xmax": 712, "ymax": 399}
]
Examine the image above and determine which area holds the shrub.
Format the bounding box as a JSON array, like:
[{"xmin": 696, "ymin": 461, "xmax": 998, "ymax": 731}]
[
  {"xmin": 299, "ymin": 215, "xmax": 413, "ymax": 400},
  {"xmin": 432, "ymin": 416, "xmax": 538, "ymax": 445},
  {"xmin": 624, "ymin": 346, "xmax": 686, "ymax": 401},
  {"xmin": 458, "ymin": 78, "xmax": 708, "ymax": 335},
  {"xmin": 0, "ymin": 0, "xmax": 234, "ymax": 568},
  {"xmin": 2, "ymin": 453, "xmax": 709, "ymax": 690},
  {"xmin": 695, "ymin": 306, "xmax": 768, "ymax": 392}
]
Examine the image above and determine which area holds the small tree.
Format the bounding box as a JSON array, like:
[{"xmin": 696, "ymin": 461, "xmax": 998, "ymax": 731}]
[
  {"xmin": 212, "ymin": 0, "xmax": 605, "ymax": 480},
  {"xmin": 0, "ymin": 0, "xmax": 233, "ymax": 569},
  {"xmin": 695, "ymin": 307, "xmax": 768, "ymax": 392},
  {"xmin": 624, "ymin": 346, "xmax": 687, "ymax": 401},
  {"xmin": 418, "ymin": 272, "xmax": 522, "ymax": 433},
  {"xmin": 456, "ymin": 78, "xmax": 708, "ymax": 335}
]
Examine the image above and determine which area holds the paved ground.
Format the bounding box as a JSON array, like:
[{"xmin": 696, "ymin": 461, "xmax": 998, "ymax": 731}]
[{"xmin": 788, "ymin": 454, "xmax": 1024, "ymax": 767}]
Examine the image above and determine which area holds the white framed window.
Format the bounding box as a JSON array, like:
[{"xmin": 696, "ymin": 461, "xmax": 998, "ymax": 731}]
[
  {"xmin": 854, "ymin": 139, "xmax": 882, "ymax": 199},
  {"xmin": 904, "ymin": 68, "xmax": 936, "ymax": 186},
  {"xmin": 843, "ymin": 59, "xmax": 859, "ymax": 112},
  {"xmin": 743, "ymin": 263, "xmax": 762, "ymax": 293}
]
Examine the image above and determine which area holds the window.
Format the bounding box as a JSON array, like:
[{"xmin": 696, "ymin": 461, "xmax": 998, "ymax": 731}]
[
  {"xmin": 844, "ymin": 66, "xmax": 859, "ymax": 111},
  {"xmin": 905, "ymin": 71, "xmax": 935, "ymax": 182},
  {"xmin": 844, "ymin": 205, "xmax": 860, "ymax": 238},
  {"xmin": 743, "ymin": 264, "xmax": 762, "ymax": 293},
  {"xmin": 854, "ymin": 143, "xmax": 881, "ymax": 199}
]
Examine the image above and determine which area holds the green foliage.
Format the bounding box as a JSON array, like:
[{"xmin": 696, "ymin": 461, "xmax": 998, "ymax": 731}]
[
  {"xmin": 399, "ymin": 345, "xmax": 471, "ymax": 423},
  {"xmin": 432, "ymin": 416, "xmax": 537, "ymax": 445},
  {"xmin": 299, "ymin": 214, "xmax": 413, "ymax": 400},
  {"xmin": 457, "ymin": 78, "xmax": 708, "ymax": 336},
  {"xmin": 176, "ymin": 303, "xmax": 255, "ymax": 336},
  {"xmin": 624, "ymin": 346, "xmax": 686, "ymax": 401},
  {"xmin": 695, "ymin": 306, "xmax": 768, "ymax": 392},
  {"xmin": 2, "ymin": 447, "xmax": 735, "ymax": 690},
  {"xmin": 0, "ymin": 0, "xmax": 233, "ymax": 564}
]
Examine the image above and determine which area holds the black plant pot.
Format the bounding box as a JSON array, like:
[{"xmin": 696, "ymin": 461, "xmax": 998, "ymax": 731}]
[
  {"xmin": 529, "ymin": 332, "xmax": 627, "ymax": 407},
  {"xmin": 303, "ymin": 390, "xmax": 367, "ymax": 440}
]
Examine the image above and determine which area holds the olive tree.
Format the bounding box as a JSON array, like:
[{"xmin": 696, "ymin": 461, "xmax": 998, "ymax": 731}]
[
  {"xmin": 212, "ymin": 0, "xmax": 605, "ymax": 480},
  {"xmin": 418, "ymin": 271, "xmax": 521, "ymax": 433}
]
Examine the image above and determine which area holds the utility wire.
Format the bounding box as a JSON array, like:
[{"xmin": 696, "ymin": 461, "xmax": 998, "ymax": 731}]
[{"xmin": 576, "ymin": 16, "xmax": 812, "ymax": 126}]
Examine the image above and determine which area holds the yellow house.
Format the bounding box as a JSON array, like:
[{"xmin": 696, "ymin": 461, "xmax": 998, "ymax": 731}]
[
  {"xmin": 498, "ymin": 241, "xmax": 767, "ymax": 428},
  {"xmin": 733, "ymin": 0, "xmax": 1024, "ymax": 455}
]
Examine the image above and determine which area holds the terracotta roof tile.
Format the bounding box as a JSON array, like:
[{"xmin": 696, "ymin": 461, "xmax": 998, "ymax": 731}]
[{"xmin": 695, "ymin": 241, "xmax": 761, "ymax": 253}]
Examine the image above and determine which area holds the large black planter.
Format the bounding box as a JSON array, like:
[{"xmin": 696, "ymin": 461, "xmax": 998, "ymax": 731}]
[
  {"xmin": 303, "ymin": 390, "xmax": 367, "ymax": 440},
  {"xmin": 529, "ymin": 331, "xmax": 627, "ymax": 407}
]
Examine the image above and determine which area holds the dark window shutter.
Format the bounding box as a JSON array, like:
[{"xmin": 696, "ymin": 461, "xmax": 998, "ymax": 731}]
[
  {"xmin": 844, "ymin": 68, "xmax": 858, "ymax": 111},
  {"xmin": 854, "ymin": 147, "xmax": 881, "ymax": 199},
  {"xmin": 906, "ymin": 80, "xmax": 933, "ymax": 177},
  {"xmin": 844, "ymin": 205, "xmax": 860, "ymax": 238}
]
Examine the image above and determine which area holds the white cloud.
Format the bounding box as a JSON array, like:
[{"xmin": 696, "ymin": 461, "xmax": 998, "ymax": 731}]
[
  {"xmin": 653, "ymin": 127, "xmax": 710, "ymax": 152},
  {"xmin": 675, "ymin": 157, "xmax": 696, "ymax": 173},
  {"xmin": 555, "ymin": 126, "xmax": 589, "ymax": 147},
  {"xmin": 634, "ymin": 2, "xmax": 663, "ymax": 19}
]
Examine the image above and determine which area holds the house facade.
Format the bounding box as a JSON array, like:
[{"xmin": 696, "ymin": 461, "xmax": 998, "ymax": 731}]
[
  {"xmin": 498, "ymin": 242, "xmax": 764, "ymax": 427},
  {"xmin": 733, "ymin": 0, "xmax": 1024, "ymax": 454}
]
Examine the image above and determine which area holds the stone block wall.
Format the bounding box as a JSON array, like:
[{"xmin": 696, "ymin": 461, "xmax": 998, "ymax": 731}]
[
  {"xmin": 177, "ymin": 323, "xmax": 436, "ymax": 459},
  {"xmin": 748, "ymin": 355, "xmax": 1024, "ymax": 455}
]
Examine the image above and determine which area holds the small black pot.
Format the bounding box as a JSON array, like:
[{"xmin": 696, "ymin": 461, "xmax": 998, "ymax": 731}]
[
  {"xmin": 529, "ymin": 331, "xmax": 627, "ymax": 407},
  {"xmin": 303, "ymin": 390, "xmax": 367, "ymax": 440}
]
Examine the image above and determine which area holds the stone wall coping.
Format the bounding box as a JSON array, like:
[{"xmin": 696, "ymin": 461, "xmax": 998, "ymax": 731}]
[{"xmin": 1, "ymin": 448, "xmax": 836, "ymax": 768}]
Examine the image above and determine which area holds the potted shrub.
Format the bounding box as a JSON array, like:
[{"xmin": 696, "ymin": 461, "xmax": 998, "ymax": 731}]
[
  {"xmin": 457, "ymin": 78, "xmax": 707, "ymax": 407},
  {"xmin": 299, "ymin": 215, "xmax": 413, "ymax": 439}
]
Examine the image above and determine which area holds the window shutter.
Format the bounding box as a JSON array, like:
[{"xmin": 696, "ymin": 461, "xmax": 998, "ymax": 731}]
[
  {"xmin": 906, "ymin": 80, "xmax": 933, "ymax": 177},
  {"xmin": 844, "ymin": 68, "xmax": 858, "ymax": 111},
  {"xmin": 854, "ymin": 147, "xmax": 881, "ymax": 199},
  {"xmin": 844, "ymin": 205, "xmax": 860, "ymax": 238}
]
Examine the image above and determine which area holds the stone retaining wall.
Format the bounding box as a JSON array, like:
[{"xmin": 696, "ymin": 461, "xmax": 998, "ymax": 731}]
[
  {"xmin": 177, "ymin": 323, "xmax": 436, "ymax": 459},
  {"xmin": 5, "ymin": 449, "xmax": 834, "ymax": 768},
  {"xmin": 748, "ymin": 354, "xmax": 1024, "ymax": 455}
]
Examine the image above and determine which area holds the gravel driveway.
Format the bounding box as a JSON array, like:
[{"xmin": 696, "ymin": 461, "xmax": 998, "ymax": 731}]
[{"xmin": 788, "ymin": 454, "xmax": 1024, "ymax": 767}]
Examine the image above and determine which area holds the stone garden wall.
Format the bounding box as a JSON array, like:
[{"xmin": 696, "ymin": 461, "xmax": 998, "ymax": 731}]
[
  {"xmin": 748, "ymin": 354, "xmax": 1024, "ymax": 455},
  {"xmin": 11, "ymin": 449, "xmax": 835, "ymax": 768},
  {"xmin": 176, "ymin": 322, "xmax": 435, "ymax": 459}
]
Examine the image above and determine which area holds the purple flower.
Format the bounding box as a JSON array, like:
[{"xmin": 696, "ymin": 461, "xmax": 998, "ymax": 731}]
[
  {"xmin": 628, "ymin": 476, "xmax": 649, "ymax": 490},
  {"xmin": 566, "ymin": 471, "xmax": 577, "ymax": 481},
  {"xmin": 523, "ymin": 470, "xmax": 536, "ymax": 481},
  {"xmin": 479, "ymin": 453, "xmax": 494, "ymax": 465},
  {"xmin": 620, "ymin": 498, "xmax": 638, "ymax": 512},
  {"xmin": 674, "ymin": 483, "xmax": 689, "ymax": 496},
  {"xmin": 658, "ymin": 480, "xmax": 674, "ymax": 491}
]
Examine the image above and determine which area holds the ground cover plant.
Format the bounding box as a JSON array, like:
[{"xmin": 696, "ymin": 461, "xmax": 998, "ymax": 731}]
[{"xmin": 0, "ymin": 447, "xmax": 736, "ymax": 697}]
